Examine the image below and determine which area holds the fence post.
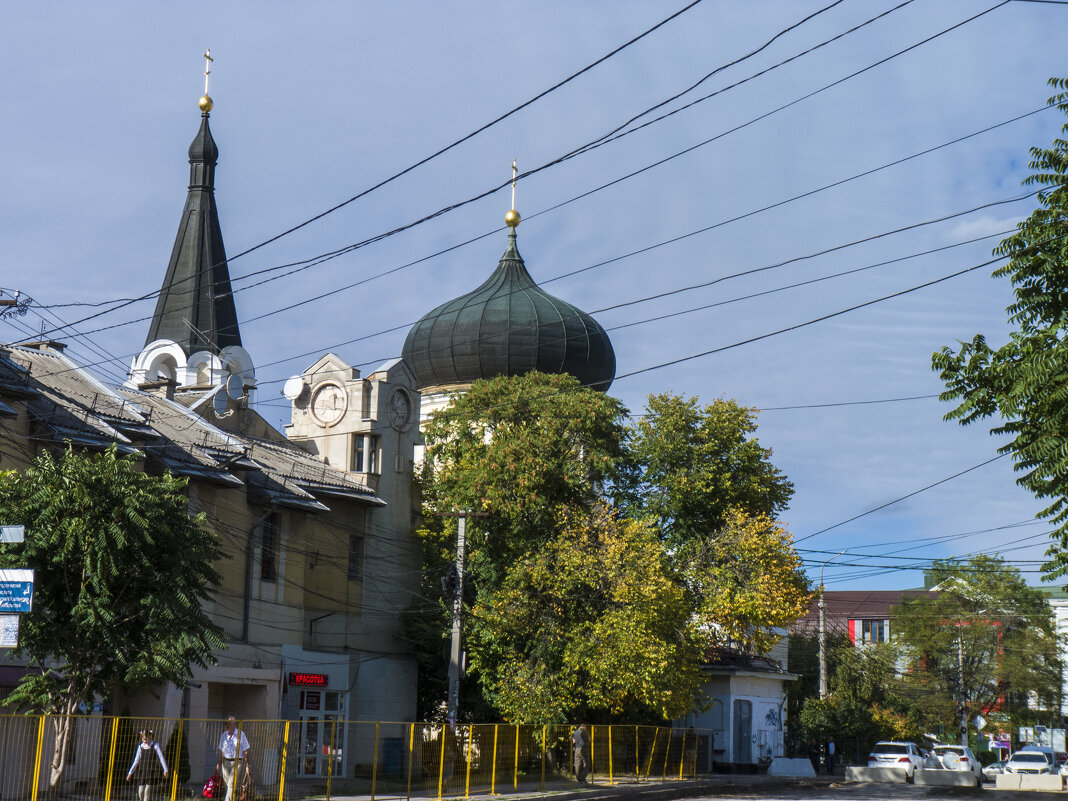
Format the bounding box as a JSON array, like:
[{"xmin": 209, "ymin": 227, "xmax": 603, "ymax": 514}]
[
  {"xmin": 490, "ymin": 724, "xmax": 499, "ymax": 795},
  {"xmin": 590, "ymin": 725, "xmax": 595, "ymax": 783},
  {"xmin": 540, "ymin": 725, "xmax": 546, "ymax": 791},
  {"xmin": 325, "ymin": 719, "xmax": 336, "ymax": 801},
  {"xmin": 371, "ymin": 721, "xmax": 380, "ymax": 801},
  {"xmin": 608, "ymin": 725, "xmax": 614, "ymax": 786},
  {"xmin": 464, "ymin": 725, "xmax": 473, "ymax": 799},
  {"xmin": 30, "ymin": 715, "xmax": 46, "ymax": 801},
  {"xmin": 436, "ymin": 726, "xmax": 446, "ymax": 801},
  {"xmin": 644, "ymin": 727, "xmax": 658, "ymax": 779},
  {"xmin": 635, "ymin": 726, "xmax": 640, "ymax": 782},
  {"xmin": 513, "ymin": 724, "xmax": 519, "ymax": 790},
  {"xmin": 406, "ymin": 723, "xmax": 415, "ymax": 801},
  {"xmin": 104, "ymin": 716, "xmax": 120, "ymax": 801},
  {"xmin": 169, "ymin": 718, "xmax": 184, "ymax": 801},
  {"xmin": 678, "ymin": 728, "xmax": 686, "ymax": 779},
  {"xmin": 278, "ymin": 721, "xmax": 290, "ymax": 801}
]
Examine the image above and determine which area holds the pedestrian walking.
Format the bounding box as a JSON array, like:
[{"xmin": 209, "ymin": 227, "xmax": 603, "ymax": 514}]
[
  {"xmin": 216, "ymin": 717, "xmax": 251, "ymax": 801},
  {"xmin": 572, "ymin": 724, "xmax": 591, "ymax": 783},
  {"xmin": 126, "ymin": 729, "xmax": 169, "ymax": 801}
]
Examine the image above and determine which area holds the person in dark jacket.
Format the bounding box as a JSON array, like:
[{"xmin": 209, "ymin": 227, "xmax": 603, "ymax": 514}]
[{"xmin": 126, "ymin": 729, "xmax": 169, "ymax": 801}]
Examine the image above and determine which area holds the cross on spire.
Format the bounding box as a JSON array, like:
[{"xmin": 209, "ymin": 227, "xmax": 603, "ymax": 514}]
[
  {"xmin": 511, "ymin": 159, "xmax": 518, "ymax": 210},
  {"xmin": 203, "ymin": 49, "xmax": 213, "ymax": 96}
]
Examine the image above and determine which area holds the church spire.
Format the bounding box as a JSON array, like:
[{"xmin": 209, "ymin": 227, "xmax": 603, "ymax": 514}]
[{"xmin": 144, "ymin": 55, "xmax": 241, "ymax": 356}]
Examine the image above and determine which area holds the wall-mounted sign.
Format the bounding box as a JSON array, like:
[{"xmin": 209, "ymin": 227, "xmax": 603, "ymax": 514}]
[
  {"xmin": 0, "ymin": 569, "xmax": 33, "ymax": 613},
  {"xmin": 289, "ymin": 672, "xmax": 328, "ymax": 687},
  {"xmin": 0, "ymin": 526, "xmax": 24, "ymax": 543},
  {"xmin": 0, "ymin": 614, "xmax": 18, "ymax": 647}
]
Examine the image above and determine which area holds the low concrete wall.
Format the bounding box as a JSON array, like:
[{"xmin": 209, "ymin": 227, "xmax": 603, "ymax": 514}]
[
  {"xmin": 767, "ymin": 758, "xmax": 816, "ymax": 777},
  {"xmin": 1020, "ymin": 774, "xmax": 1064, "ymax": 792},
  {"xmin": 845, "ymin": 766, "xmax": 909, "ymax": 784},
  {"xmin": 915, "ymin": 769, "xmax": 977, "ymax": 786},
  {"xmin": 996, "ymin": 773, "xmax": 1065, "ymax": 791}
]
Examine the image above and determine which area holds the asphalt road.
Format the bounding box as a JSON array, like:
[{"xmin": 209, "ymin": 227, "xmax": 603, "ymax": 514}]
[{"xmin": 452, "ymin": 776, "xmax": 1068, "ymax": 801}]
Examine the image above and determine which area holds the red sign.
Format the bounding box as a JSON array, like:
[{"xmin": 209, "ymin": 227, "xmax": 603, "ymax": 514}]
[{"xmin": 289, "ymin": 672, "xmax": 328, "ymax": 687}]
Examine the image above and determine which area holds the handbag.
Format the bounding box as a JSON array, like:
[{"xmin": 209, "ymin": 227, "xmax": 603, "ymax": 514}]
[
  {"xmin": 239, "ymin": 774, "xmax": 252, "ymax": 801},
  {"xmin": 202, "ymin": 773, "xmax": 220, "ymax": 799}
]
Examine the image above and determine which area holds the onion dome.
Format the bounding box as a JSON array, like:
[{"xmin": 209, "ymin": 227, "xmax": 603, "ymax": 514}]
[{"xmin": 402, "ymin": 225, "xmax": 615, "ymax": 391}]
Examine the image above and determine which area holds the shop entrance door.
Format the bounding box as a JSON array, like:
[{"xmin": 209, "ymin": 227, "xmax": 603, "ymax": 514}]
[{"xmin": 297, "ymin": 690, "xmax": 345, "ymax": 776}]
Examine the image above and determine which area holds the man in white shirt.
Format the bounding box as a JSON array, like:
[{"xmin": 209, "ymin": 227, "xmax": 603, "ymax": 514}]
[{"xmin": 216, "ymin": 717, "xmax": 251, "ymax": 801}]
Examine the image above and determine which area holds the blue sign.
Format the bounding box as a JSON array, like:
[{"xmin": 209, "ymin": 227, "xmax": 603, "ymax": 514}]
[
  {"xmin": 0, "ymin": 582, "xmax": 33, "ymax": 612},
  {"xmin": 0, "ymin": 570, "xmax": 34, "ymax": 613}
]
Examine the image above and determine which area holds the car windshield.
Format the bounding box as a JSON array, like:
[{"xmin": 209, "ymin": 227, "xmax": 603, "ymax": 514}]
[
  {"xmin": 934, "ymin": 747, "xmax": 963, "ymax": 755},
  {"xmin": 874, "ymin": 744, "xmax": 908, "ymax": 754},
  {"xmin": 1012, "ymin": 754, "xmax": 1050, "ymax": 763}
]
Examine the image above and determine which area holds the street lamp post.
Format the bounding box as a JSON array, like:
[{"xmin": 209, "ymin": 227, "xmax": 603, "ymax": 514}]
[{"xmin": 819, "ymin": 551, "xmax": 846, "ymax": 699}]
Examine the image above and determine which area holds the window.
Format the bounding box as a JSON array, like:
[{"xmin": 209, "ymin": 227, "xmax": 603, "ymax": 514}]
[
  {"xmin": 261, "ymin": 512, "xmax": 280, "ymax": 582},
  {"xmin": 861, "ymin": 618, "xmax": 887, "ymax": 644},
  {"xmin": 348, "ymin": 535, "xmax": 364, "ymax": 581},
  {"xmin": 352, "ymin": 435, "xmax": 379, "ymax": 474},
  {"xmin": 362, "ymin": 382, "xmax": 374, "ymax": 420}
]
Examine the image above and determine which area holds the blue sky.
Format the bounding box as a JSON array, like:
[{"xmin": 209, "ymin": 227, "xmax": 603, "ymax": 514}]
[{"xmin": 2, "ymin": 1, "xmax": 1066, "ymax": 591}]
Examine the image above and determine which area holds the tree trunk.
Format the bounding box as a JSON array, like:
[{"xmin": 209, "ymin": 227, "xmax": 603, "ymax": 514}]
[{"xmin": 48, "ymin": 691, "xmax": 78, "ymax": 788}]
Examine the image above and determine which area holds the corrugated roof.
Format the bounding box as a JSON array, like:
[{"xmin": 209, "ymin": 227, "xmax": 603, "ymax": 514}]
[{"xmin": 0, "ymin": 344, "xmax": 383, "ymax": 512}]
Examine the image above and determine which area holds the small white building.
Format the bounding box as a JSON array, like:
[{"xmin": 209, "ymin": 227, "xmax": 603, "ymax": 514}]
[{"xmin": 678, "ymin": 647, "xmax": 796, "ymax": 769}]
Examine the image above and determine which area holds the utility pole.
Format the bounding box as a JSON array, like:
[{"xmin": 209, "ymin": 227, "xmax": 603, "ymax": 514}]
[
  {"xmin": 818, "ymin": 551, "xmax": 845, "ymax": 699},
  {"xmin": 958, "ymin": 620, "xmax": 968, "ymax": 747},
  {"xmin": 437, "ymin": 511, "xmax": 488, "ymax": 726},
  {"xmin": 447, "ymin": 515, "xmax": 466, "ymax": 726}
]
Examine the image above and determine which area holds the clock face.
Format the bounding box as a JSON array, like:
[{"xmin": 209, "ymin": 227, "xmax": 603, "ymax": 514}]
[
  {"xmin": 388, "ymin": 389, "xmax": 412, "ymax": 430},
  {"xmin": 310, "ymin": 382, "xmax": 347, "ymax": 426}
]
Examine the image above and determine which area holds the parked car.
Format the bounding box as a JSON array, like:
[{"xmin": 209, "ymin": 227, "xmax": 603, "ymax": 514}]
[
  {"xmin": 1005, "ymin": 750, "xmax": 1056, "ymax": 775},
  {"xmin": 867, "ymin": 741, "xmax": 925, "ymax": 780},
  {"xmin": 930, "ymin": 745, "xmax": 982, "ymax": 784},
  {"xmin": 983, "ymin": 760, "xmax": 1007, "ymax": 782}
]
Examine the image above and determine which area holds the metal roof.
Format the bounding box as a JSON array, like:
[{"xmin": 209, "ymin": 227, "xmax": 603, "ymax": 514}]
[
  {"xmin": 401, "ymin": 229, "xmax": 615, "ymax": 391},
  {"xmin": 144, "ymin": 111, "xmax": 241, "ymax": 356},
  {"xmin": 0, "ymin": 344, "xmax": 383, "ymax": 512}
]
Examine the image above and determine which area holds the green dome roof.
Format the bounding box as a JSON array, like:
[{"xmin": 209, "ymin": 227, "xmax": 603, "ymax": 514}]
[{"xmin": 402, "ymin": 230, "xmax": 615, "ymax": 391}]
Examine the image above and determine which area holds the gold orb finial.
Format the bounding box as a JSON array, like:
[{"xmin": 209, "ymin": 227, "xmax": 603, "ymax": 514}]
[
  {"xmin": 505, "ymin": 209, "xmax": 521, "ymax": 228},
  {"xmin": 199, "ymin": 95, "xmax": 214, "ymax": 112}
]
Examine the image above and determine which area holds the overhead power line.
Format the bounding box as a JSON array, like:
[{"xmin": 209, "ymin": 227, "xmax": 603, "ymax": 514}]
[{"xmin": 32, "ymin": 0, "xmax": 995, "ymax": 343}]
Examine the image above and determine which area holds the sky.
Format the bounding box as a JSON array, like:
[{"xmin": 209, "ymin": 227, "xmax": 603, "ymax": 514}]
[{"xmin": 2, "ymin": 1, "xmax": 1065, "ymax": 593}]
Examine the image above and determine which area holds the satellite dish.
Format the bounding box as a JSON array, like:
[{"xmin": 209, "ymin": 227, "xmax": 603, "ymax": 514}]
[
  {"xmin": 225, "ymin": 372, "xmax": 244, "ymax": 401},
  {"xmin": 212, "ymin": 389, "xmax": 229, "ymax": 417},
  {"xmin": 283, "ymin": 376, "xmax": 306, "ymax": 401}
]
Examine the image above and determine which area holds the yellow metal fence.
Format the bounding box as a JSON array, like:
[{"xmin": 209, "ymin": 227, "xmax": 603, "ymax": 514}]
[{"xmin": 0, "ymin": 716, "xmax": 709, "ymax": 801}]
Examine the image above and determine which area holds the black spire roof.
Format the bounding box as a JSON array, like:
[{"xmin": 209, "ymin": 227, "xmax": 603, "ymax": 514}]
[
  {"xmin": 145, "ymin": 110, "xmax": 241, "ymax": 355},
  {"xmin": 402, "ymin": 229, "xmax": 615, "ymax": 391}
]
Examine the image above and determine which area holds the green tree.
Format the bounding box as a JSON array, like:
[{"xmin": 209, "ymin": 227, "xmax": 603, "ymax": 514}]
[
  {"xmin": 0, "ymin": 447, "xmax": 224, "ymax": 786},
  {"xmin": 932, "ymin": 79, "xmax": 1068, "ymax": 579},
  {"xmin": 413, "ymin": 372, "xmax": 630, "ymax": 720},
  {"xmin": 892, "ymin": 556, "xmax": 1061, "ymax": 744},
  {"xmin": 624, "ymin": 393, "xmax": 793, "ymax": 551},
  {"xmin": 413, "ymin": 373, "xmax": 811, "ymax": 722},
  {"xmin": 470, "ymin": 503, "xmax": 704, "ymax": 723},
  {"xmin": 688, "ymin": 510, "xmax": 811, "ymax": 655},
  {"xmin": 798, "ymin": 642, "xmax": 933, "ymax": 761}
]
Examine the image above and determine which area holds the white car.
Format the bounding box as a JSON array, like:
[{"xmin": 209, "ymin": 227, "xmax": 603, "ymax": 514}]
[
  {"xmin": 1005, "ymin": 750, "xmax": 1055, "ymax": 775},
  {"xmin": 930, "ymin": 745, "xmax": 982, "ymax": 784},
  {"xmin": 867, "ymin": 741, "xmax": 925, "ymax": 780}
]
